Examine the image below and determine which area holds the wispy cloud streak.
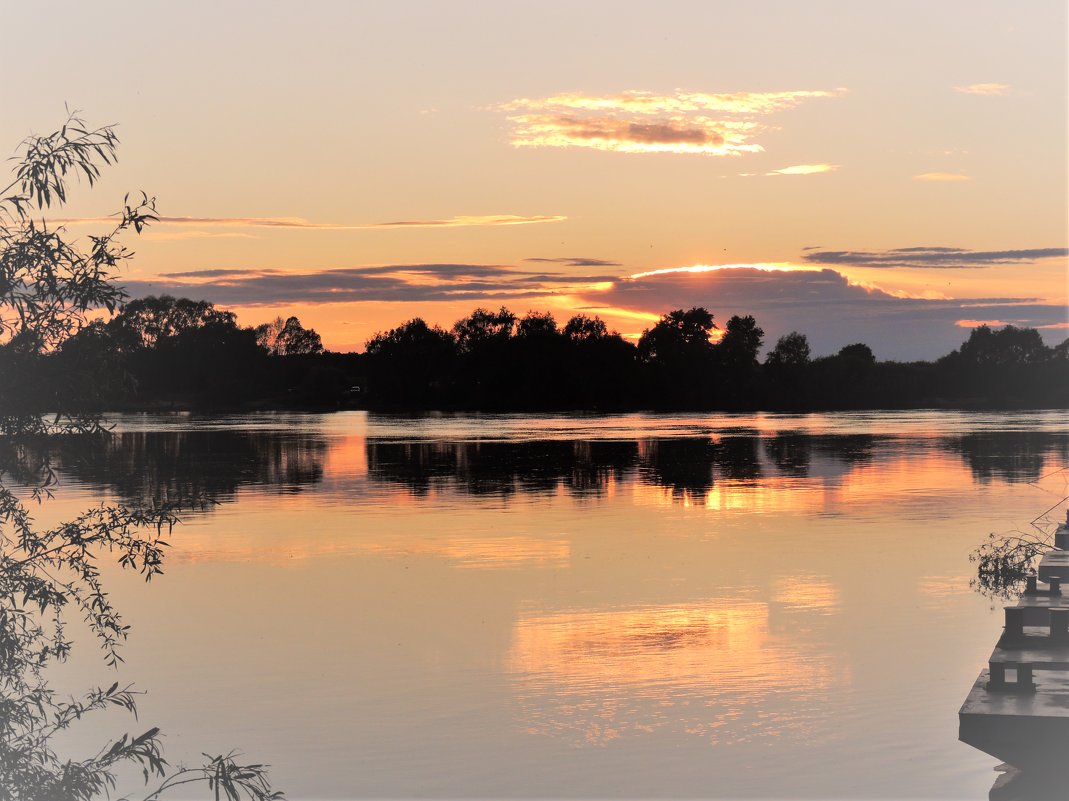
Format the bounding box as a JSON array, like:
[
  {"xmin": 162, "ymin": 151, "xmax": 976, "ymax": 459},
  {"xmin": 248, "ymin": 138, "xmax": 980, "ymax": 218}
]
[
  {"xmin": 913, "ymin": 172, "xmax": 970, "ymax": 182},
  {"xmin": 49, "ymin": 214, "xmax": 567, "ymax": 230},
  {"xmin": 953, "ymin": 83, "xmax": 1011, "ymax": 95},
  {"xmin": 803, "ymin": 246, "xmax": 1069, "ymax": 269},
  {"xmin": 122, "ymin": 263, "xmax": 616, "ymax": 306},
  {"xmin": 525, "ymin": 256, "xmax": 622, "ymax": 267},
  {"xmin": 501, "ymin": 89, "xmax": 847, "ymax": 116},
  {"xmin": 741, "ymin": 164, "xmax": 839, "ymax": 176}
]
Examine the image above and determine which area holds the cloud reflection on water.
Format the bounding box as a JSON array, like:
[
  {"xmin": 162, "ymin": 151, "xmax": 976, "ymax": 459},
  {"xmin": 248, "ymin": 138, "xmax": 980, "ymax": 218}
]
[{"xmin": 507, "ymin": 599, "xmax": 846, "ymax": 747}]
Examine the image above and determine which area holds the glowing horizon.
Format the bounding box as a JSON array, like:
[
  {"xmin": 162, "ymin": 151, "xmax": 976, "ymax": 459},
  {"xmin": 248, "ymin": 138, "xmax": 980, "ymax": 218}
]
[{"xmin": 2, "ymin": 1, "xmax": 1063, "ymax": 360}]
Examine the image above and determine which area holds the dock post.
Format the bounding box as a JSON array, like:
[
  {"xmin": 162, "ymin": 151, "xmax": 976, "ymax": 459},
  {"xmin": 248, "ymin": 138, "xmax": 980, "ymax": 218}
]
[
  {"xmin": 1001, "ymin": 607, "xmax": 1026, "ymax": 644},
  {"xmin": 1050, "ymin": 609, "xmax": 1069, "ymax": 642},
  {"xmin": 1016, "ymin": 662, "xmax": 1035, "ymax": 692},
  {"xmin": 1056, "ymin": 524, "xmax": 1069, "ymax": 551},
  {"xmin": 987, "ymin": 661, "xmax": 1006, "ymax": 689}
]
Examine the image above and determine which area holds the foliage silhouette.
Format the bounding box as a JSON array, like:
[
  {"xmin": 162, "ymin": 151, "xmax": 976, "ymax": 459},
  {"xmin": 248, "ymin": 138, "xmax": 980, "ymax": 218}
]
[
  {"xmin": 970, "ymin": 528, "xmax": 1050, "ymax": 600},
  {"xmin": 0, "ymin": 115, "xmax": 281, "ymax": 800},
  {"xmin": 719, "ymin": 315, "xmax": 765, "ymax": 371},
  {"xmin": 255, "ymin": 316, "xmax": 323, "ymax": 356},
  {"xmin": 637, "ymin": 308, "xmax": 719, "ymax": 408},
  {"xmin": 765, "ymin": 332, "xmax": 811, "ymax": 368},
  {"xmin": 34, "ymin": 291, "xmax": 1069, "ymax": 412},
  {"xmin": 364, "ymin": 318, "xmax": 457, "ymax": 408}
]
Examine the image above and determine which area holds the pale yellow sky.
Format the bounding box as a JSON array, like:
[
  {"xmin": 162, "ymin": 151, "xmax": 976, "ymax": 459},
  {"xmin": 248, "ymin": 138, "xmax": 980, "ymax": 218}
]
[{"xmin": 2, "ymin": 0, "xmax": 1065, "ymax": 358}]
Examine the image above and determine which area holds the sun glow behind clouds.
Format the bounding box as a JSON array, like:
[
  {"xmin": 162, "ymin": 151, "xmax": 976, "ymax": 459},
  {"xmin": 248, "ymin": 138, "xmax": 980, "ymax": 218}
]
[{"xmin": 629, "ymin": 262, "xmax": 816, "ymax": 279}]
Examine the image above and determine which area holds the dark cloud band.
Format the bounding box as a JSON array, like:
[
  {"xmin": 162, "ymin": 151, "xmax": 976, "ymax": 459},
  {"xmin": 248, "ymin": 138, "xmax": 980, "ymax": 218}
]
[
  {"xmin": 804, "ymin": 247, "xmax": 1068, "ymax": 269},
  {"xmin": 121, "ymin": 264, "xmax": 615, "ymax": 306}
]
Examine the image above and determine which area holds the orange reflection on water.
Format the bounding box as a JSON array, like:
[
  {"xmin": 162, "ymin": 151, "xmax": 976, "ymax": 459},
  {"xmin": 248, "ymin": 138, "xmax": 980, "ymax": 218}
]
[
  {"xmin": 168, "ymin": 506, "xmax": 570, "ymax": 570},
  {"xmin": 507, "ymin": 600, "xmax": 847, "ymax": 746},
  {"xmin": 772, "ymin": 577, "xmax": 840, "ymax": 612},
  {"xmin": 356, "ymin": 534, "xmax": 571, "ymax": 569},
  {"xmin": 322, "ymin": 434, "xmax": 368, "ymax": 478},
  {"xmin": 703, "ymin": 481, "xmax": 805, "ymax": 513},
  {"xmin": 630, "ymin": 477, "xmax": 823, "ymax": 515},
  {"xmin": 630, "ymin": 448, "xmax": 982, "ymax": 516}
]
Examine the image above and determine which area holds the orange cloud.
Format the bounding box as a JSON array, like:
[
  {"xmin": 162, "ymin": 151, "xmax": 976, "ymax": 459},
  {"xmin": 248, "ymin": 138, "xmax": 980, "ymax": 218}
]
[
  {"xmin": 956, "ymin": 319, "xmax": 1069, "ymax": 330},
  {"xmin": 500, "ymin": 88, "xmax": 845, "ymax": 156},
  {"xmin": 953, "ymin": 83, "xmax": 1011, "ymax": 96},
  {"xmin": 362, "ymin": 214, "xmax": 567, "ymax": 229},
  {"xmin": 912, "ymin": 172, "xmax": 970, "ymax": 182},
  {"xmin": 507, "ymin": 114, "xmax": 762, "ymax": 155},
  {"xmin": 629, "ymin": 262, "xmax": 815, "ymax": 279},
  {"xmin": 764, "ymin": 163, "xmax": 839, "ymax": 176},
  {"xmin": 954, "ymin": 318, "xmax": 1010, "ymax": 328}
]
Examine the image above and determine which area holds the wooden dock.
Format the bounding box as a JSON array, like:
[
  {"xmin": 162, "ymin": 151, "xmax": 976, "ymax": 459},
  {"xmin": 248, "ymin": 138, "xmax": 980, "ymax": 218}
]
[{"xmin": 959, "ymin": 515, "xmax": 1069, "ymax": 799}]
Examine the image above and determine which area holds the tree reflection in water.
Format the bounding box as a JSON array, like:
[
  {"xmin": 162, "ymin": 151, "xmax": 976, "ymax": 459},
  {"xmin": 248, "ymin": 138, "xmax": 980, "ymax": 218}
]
[
  {"xmin": 365, "ymin": 433, "xmax": 884, "ymax": 505},
  {"xmin": 39, "ymin": 430, "xmax": 329, "ymax": 509},
  {"xmin": 948, "ymin": 432, "xmax": 1069, "ymax": 484}
]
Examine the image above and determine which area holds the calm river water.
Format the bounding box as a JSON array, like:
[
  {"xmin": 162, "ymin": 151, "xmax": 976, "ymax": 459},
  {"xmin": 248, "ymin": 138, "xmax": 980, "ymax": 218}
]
[{"xmin": 37, "ymin": 411, "xmax": 1069, "ymax": 799}]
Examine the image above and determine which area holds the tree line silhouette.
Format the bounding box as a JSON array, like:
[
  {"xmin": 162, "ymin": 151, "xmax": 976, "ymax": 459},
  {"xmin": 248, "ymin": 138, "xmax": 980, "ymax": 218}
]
[
  {"xmin": 19, "ymin": 296, "xmax": 1066, "ymax": 413},
  {"xmin": 364, "ymin": 306, "xmax": 1068, "ymax": 410}
]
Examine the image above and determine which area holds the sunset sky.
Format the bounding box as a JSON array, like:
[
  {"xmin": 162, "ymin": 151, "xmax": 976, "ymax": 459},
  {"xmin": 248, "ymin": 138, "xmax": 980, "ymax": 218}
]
[{"xmin": 3, "ymin": 0, "xmax": 1066, "ymax": 359}]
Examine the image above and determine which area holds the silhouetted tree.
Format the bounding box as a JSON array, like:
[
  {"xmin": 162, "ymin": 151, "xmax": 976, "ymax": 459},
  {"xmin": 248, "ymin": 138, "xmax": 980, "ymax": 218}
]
[
  {"xmin": 935, "ymin": 325, "xmax": 1064, "ymax": 407},
  {"xmin": 106, "ymin": 295, "xmax": 236, "ymax": 350},
  {"xmin": 365, "ymin": 318, "xmax": 457, "ymax": 407},
  {"xmin": 637, "ymin": 308, "xmax": 718, "ymax": 407},
  {"xmin": 516, "ymin": 311, "xmax": 559, "ymax": 338},
  {"xmin": 155, "ymin": 319, "xmax": 265, "ymax": 402},
  {"xmin": 714, "ymin": 315, "xmax": 764, "ymax": 407},
  {"xmin": 765, "ymin": 331, "xmax": 811, "ymax": 368},
  {"xmin": 452, "ymin": 306, "xmax": 516, "ymax": 352},
  {"xmin": 563, "ymin": 314, "xmax": 608, "ymax": 342},
  {"xmin": 557, "ymin": 315, "xmax": 637, "ymax": 409},
  {"xmin": 836, "ymin": 342, "xmax": 876, "ymax": 364},
  {"xmin": 956, "ymin": 324, "xmax": 1051, "ymax": 366},
  {"xmin": 718, "ymin": 315, "xmax": 765, "ymax": 370},
  {"xmin": 638, "ymin": 307, "xmax": 716, "ymax": 363},
  {"xmin": 507, "ymin": 312, "xmax": 566, "ymax": 407},
  {"xmin": 448, "ymin": 307, "xmax": 518, "ymax": 408},
  {"xmin": 760, "ymin": 331, "xmax": 814, "ymax": 408},
  {"xmin": 255, "ymin": 315, "xmax": 323, "ymax": 356}
]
